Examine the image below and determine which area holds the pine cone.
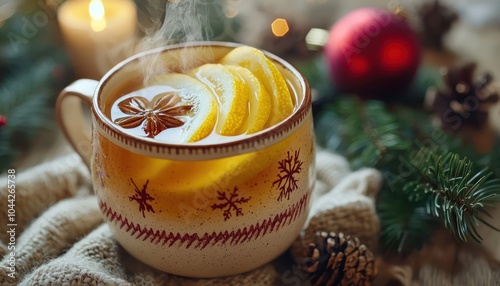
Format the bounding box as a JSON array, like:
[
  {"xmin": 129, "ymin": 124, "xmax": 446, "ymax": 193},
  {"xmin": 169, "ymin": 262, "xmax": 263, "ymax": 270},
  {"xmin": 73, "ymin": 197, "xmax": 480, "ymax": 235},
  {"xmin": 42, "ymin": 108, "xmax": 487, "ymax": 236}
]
[
  {"xmin": 418, "ymin": 0, "xmax": 457, "ymax": 50},
  {"xmin": 302, "ymin": 232, "xmax": 377, "ymax": 286},
  {"xmin": 426, "ymin": 63, "xmax": 499, "ymax": 131}
]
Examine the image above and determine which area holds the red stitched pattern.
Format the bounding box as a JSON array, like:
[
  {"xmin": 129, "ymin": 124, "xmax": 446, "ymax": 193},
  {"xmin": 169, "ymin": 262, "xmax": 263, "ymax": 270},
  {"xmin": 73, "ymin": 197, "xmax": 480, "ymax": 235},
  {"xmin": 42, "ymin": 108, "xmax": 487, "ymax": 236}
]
[{"xmin": 99, "ymin": 192, "xmax": 309, "ymax": 249}]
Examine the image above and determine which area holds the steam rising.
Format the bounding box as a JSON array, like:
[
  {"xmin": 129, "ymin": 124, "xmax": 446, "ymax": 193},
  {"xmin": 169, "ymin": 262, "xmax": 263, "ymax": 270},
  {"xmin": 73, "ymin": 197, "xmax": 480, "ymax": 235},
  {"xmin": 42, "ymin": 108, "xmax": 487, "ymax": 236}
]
[{"xmin": 135, "ymin": 0, "xmax": 225, "ymax": 83}]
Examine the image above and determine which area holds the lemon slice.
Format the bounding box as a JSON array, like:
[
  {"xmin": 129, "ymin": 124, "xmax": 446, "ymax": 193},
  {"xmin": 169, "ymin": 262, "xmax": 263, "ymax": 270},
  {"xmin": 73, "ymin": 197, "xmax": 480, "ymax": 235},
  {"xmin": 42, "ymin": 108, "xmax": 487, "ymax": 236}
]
[
  {"xmin": 150, "ymin": 133, "xmax": 293, "ymax": 196},
  {"xmin": 226, "ymin": 65, "xmax": 271, "ymax": 134},
  {"xmin": 220, "ymin": 46, "xmax": 294, "ymax": 127},
  {"xmin": 189, "ymin": 64, "xmax": 249, "ymax": 136},
  {"xmin": 154, "ymin": 73, "xmax": 217, "ymax": 142}
]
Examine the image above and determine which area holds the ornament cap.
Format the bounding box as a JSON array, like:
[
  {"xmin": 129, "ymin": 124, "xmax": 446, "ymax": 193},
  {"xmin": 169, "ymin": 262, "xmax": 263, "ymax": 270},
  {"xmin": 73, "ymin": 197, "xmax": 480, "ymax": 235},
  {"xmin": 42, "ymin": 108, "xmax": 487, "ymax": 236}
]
[{"xmin": 393, "ymin": 5, "xmax": 410, "ymax": 20}]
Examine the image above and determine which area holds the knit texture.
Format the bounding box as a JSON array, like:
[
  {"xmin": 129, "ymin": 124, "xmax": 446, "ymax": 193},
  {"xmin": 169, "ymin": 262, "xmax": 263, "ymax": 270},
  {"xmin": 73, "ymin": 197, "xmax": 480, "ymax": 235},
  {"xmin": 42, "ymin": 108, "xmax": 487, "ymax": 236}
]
[{"xmin": 0, "ymin": 149, "xmax": 381, "ymax": 285}]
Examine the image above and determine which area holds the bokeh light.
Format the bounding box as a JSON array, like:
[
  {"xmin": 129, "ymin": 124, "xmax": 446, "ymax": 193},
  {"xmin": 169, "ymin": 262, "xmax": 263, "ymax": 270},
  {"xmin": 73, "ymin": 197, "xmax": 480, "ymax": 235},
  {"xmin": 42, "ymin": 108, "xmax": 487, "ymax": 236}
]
[{"xmin": 271, "ymin": 18, "xmax": 289, "ymax": 37}]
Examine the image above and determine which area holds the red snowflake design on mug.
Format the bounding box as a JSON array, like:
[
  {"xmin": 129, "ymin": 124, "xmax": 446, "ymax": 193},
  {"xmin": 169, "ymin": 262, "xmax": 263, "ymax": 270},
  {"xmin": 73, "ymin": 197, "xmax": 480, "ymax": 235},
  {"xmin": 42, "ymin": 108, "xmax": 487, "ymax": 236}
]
[
  {"xmin": 95, "ymin": 153, "xmax": 110, "ymax": 187},
  {"xmin": 274, "ymin": 149, "xmax": 303, "ymax": 201},
  {"xmin": 211, "ymin": 187, "xmax": 251, "ymax": 221},
  {"xmin": 129, "ymin": 178, "xmax": 155, "ymax": 218}
]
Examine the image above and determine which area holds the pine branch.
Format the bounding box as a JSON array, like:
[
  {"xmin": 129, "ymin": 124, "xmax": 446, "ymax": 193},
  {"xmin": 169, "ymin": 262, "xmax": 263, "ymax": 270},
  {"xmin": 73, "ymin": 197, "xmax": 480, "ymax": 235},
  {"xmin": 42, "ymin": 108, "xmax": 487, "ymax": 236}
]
[
  {"xmin": 489, "ymin": 139, "xmax": 500, "ymax": 179},
  {"xmin": 403, "ymin": 148, "xmax": 500, "ymax": 242},
  {"xmin": 395, "ymin": 105, "xmax": 489, "ymax": 165},
  {"xmin": 0, "ymin": 60, "xmax": 58, "ymax": 124},
  {"xmin": 316, "ymin": 97, "xmax": 408, "ymax": 169},
  {"xmin": 316, "ymin": 97, "xmax": 500, "ymax": 253},
  {"xmin": 378, "ymin": 186, "xmax": 437, "ymax": 255},
  {"xmin": 0, "ymin": 129, "xmax": 14, "ymax": 171},
  {"xmin": 0, "ymin": 59, "xmax": 62, "ymax": 171}
]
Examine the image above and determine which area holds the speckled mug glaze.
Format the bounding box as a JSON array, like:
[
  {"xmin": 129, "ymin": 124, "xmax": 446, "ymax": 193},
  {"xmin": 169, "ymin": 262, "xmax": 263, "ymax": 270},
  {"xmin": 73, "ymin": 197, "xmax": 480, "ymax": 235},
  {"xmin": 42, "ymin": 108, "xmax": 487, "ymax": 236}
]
[{"xmin": 56, "ymin": 42, "xmax": 314, "ymax": 278}]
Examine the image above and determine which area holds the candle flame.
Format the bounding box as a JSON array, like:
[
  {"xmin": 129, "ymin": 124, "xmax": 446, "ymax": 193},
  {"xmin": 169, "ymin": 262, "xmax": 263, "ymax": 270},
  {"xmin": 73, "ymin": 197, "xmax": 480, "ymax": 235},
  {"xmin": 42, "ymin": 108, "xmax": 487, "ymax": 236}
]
[{"xmin": 89, "ymin": 0, "xmax": 106, "ymax": 32}]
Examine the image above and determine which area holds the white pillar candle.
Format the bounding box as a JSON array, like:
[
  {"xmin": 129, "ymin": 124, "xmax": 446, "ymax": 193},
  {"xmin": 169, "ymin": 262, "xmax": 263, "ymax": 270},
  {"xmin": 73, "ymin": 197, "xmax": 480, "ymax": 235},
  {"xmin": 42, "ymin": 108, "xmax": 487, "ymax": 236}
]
[{"xmin": 58, "ymin": 0, "xmax": 137, "ymax": 79}]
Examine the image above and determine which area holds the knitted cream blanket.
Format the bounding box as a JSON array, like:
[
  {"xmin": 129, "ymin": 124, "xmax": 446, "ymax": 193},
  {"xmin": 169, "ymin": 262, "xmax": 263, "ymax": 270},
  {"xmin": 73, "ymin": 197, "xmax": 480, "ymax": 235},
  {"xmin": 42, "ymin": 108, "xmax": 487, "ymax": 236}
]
[{"xmin": 0, "ymin": 150, "xmax": 382, "ymax": 285}]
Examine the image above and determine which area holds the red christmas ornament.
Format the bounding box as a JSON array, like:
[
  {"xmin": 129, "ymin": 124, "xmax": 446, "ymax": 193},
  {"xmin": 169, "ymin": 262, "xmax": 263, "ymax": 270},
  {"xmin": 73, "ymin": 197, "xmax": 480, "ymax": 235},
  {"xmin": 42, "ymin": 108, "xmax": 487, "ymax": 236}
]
[
  {"xmin": 324, "ymin": 8, "xmax": 421, "ymax": 99},
  {"xmin": 0, "ymin": 115, "xmax": 6, "ymax": 127}
]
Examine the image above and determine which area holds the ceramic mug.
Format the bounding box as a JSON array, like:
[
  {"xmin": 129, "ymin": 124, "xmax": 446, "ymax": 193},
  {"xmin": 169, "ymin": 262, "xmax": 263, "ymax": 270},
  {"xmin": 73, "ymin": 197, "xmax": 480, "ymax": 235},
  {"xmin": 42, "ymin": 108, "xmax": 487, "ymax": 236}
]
[{"xmin": 56, "ymin": 42, "xmax": 315, "ymax": 278}]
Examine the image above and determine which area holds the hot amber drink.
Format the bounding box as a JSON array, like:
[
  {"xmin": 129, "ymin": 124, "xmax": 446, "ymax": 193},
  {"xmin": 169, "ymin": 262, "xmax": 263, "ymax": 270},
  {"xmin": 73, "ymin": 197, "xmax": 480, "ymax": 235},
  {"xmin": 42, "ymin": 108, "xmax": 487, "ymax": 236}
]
[{"xmin": 57, "ymin": 43, "xmax": 314, "ymax": 278}]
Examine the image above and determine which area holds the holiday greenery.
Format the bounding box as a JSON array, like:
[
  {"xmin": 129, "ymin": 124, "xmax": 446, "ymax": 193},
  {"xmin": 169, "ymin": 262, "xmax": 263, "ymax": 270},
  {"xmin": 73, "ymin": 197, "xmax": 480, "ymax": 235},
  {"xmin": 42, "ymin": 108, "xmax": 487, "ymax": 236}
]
[
  {"xmin": 314, "ymin": 65, "xmax": 500, "ymax": 255},
  {"xmin": 0, "ymin": 59, "xmax": 68, "ymax": 171},
  {"xmin": 305, "ymin": 0, "xmax": 500, "ymax": 259},
  {"xmin": 0, "ymin": 2, "xmax": 71, "ymax": 172}
]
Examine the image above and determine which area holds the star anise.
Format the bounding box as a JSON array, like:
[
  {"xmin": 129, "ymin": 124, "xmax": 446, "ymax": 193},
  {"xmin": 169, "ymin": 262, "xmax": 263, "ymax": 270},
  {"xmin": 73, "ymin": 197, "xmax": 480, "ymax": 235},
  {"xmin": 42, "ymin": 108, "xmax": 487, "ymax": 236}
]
[{"xmin": 114, "ymin": 92, "xmax": 192, "ymax": 138}]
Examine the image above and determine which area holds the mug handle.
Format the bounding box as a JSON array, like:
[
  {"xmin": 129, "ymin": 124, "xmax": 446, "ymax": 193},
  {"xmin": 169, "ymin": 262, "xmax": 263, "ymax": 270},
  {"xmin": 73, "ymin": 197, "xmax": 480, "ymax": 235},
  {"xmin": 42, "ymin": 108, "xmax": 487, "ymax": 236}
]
[{"xmin": 56, "ymin": 79, "xmax": 98, "ymax": 169}]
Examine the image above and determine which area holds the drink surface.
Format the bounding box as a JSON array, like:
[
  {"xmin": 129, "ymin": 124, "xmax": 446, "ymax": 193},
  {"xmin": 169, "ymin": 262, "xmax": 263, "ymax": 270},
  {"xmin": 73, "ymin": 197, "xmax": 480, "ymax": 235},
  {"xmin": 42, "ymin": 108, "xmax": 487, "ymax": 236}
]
[{"xmin": 106, "ymin": 46, "xmax": 297, "ymax": 144}]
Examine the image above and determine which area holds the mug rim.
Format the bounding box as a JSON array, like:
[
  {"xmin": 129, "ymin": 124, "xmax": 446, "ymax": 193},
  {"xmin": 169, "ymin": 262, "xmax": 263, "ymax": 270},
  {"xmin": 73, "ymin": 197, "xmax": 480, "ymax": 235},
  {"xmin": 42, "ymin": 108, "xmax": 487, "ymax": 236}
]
[{"xmin": 92, "ymin": 41, "xmax": 311, "ymax": 160}]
